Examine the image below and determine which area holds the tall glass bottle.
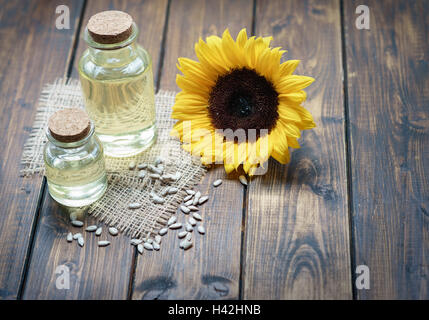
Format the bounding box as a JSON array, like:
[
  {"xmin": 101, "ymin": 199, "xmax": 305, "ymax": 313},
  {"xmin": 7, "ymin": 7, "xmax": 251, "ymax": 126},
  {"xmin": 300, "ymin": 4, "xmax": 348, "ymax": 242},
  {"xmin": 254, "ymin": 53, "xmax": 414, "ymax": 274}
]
[{"xmin": 78, "ymin": 11, "xmax": 156, "ymax": 157}]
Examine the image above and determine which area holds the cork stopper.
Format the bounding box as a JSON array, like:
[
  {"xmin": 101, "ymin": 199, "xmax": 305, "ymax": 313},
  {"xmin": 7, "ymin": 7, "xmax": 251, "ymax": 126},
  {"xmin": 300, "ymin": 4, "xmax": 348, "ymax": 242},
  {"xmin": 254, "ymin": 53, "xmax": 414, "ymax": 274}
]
[
  {"xmin": 48, "ymin": 108, "xmax": 91, "ymax": 143},
  {"xmin": 87, "ymin": 10, "xmax": 133, "ymax": 44}
]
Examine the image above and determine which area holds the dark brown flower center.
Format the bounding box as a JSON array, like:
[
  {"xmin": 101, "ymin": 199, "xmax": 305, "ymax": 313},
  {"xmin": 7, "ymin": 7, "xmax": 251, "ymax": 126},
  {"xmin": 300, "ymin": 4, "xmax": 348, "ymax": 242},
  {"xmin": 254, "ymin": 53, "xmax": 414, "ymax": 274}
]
[{"xmin": 208, "ymin": 68, "xmax": 279, "ymax": 140}]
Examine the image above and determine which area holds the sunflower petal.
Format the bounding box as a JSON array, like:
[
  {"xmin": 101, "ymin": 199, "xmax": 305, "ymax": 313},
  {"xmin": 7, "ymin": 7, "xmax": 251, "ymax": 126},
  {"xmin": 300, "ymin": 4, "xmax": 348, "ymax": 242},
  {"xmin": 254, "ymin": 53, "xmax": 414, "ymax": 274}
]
[{"xmin": 276, "ymin": 75, "xmax": 315, "ymax": 93}]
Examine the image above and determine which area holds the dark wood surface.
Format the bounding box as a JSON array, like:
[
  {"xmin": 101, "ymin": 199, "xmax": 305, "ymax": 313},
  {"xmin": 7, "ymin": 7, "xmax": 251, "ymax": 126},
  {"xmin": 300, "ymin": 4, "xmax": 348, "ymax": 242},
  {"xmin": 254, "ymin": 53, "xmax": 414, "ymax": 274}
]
[
  {"xmin": 0, "ymin": 0, "xmax": 84, "ymax": 300},
  {"xmin": 344, "ymin": 0, "xmax": 429, "ymax": 299},
  {"xmin": 0, "ymin": 0, "xmax": 427, "ymax": 300},
  {"xmin": 243, "ymin": 0, "xmax": 351, "ymax": 300}
]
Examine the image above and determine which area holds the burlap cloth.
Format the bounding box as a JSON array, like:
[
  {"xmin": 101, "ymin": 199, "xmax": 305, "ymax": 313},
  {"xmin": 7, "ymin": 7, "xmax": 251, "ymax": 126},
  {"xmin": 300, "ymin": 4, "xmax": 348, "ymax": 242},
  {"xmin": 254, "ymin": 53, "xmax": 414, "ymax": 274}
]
[{"xmin": 20, "ymin": 79, "xmax": 206, "ymax": 239}]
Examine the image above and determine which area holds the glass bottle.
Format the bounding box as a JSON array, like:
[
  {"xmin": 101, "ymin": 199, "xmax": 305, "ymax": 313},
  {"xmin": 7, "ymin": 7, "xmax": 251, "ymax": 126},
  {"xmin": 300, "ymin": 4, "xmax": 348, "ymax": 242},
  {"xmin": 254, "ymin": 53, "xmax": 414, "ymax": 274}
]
[
  {"xmin": 78, "ymin": 10, "xmax": 156, "ymax": 157},
  {"xmin": 44, "ymin": 108, "xmax": 108, "ymax": 207}
]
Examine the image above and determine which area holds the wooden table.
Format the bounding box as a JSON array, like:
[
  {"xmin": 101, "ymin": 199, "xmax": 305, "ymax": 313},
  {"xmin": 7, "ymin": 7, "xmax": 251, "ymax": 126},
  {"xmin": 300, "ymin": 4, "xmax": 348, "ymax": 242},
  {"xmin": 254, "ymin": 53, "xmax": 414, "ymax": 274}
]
[{"xmin": 0, "ymin": 0, "xmax": 427, "ymax": 300}]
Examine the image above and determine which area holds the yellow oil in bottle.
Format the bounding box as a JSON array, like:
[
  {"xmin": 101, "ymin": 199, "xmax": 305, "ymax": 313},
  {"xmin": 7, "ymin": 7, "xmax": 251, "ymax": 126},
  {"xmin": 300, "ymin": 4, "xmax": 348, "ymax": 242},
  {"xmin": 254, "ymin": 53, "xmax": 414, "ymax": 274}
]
[
  {"xmin": 45, "ymin": 154, "xmax": 107, "ymax": 207},
  {"xmin": 79, "ymin": 63, "xmax": 156, "ymax": 157}
]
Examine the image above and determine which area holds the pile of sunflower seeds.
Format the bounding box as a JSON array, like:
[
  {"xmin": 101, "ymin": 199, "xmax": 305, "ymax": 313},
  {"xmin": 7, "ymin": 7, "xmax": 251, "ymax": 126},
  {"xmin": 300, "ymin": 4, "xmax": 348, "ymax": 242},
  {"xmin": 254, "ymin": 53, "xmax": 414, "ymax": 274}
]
[
  {"xmin": 130, "ymin": 177, "xmax": 224, "ymax": 252},
  {"xmin": 66, "ymin": 155, "xmax": 226, "ymax": 253},
  {"xmin": 126, "ymin": 157, "xmax": 183, "ymax": 207},
  {"xmin": 67, "ymin": 219, "xmax": 118, "ymax": 248}
]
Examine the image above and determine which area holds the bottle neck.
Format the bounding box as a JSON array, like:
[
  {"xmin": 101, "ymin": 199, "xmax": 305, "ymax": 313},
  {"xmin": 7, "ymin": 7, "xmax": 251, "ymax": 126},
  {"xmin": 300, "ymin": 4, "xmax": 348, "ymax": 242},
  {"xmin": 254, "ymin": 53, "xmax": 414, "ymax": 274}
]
[
  {"xmin": 88, "ymin": 42, "xmax": 139, "ymax": 67},
  {"xmin": 83, "ymin": 22, "xmax": 140, "ymax": 67}
]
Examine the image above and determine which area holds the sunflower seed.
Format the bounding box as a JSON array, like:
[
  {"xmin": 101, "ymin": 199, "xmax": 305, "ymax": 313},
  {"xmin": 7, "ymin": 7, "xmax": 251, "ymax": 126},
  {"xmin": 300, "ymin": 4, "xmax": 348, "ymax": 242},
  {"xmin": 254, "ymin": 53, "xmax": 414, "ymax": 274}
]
[
  {"xmin": 128, "ymin": 202, "xmax": 142, "ymax": 209},
  {"xmin": 168, "ymin": 187, "xmax": 178, "ymax": 195},
  {"xmin": 146, "ymin": 238, "xmax": 153, "ymax": 244},
  {"xmin": 189, "ymin": 217, "xmax": 197, "ymax": 226},
  {"xmin": 137, "ymin": 244, "xmax": 144, "ymax": 254},
  {"xmin": 78, "ymin": 237, "xmax": 84, "ymax": 247},
  {"xmin": 186, "ymin": 232, "xmax": 192, "ymax": 241},
  {"xmin": 178, "ymin": 231, "xmax": 187, "ymax": 238},
  {"xmin": 192, "ymin": 212, "xmax": 202, "ymax": 221},
  {"xmin": 198, "ymin": 196, "xmax": 209, "ymax": 205},
  {"xmin": 108, "ymin": 227, "xmax": 118, "ymax": 236},
  {"xmin": 160, "ymin": 188, "xmax": 169, "ymax": 197},
  {"xmin": 155, "ymin": 235, "xmax": 162, "ymax": 244},
  {"xmin": 152, "ymin": 194, "xmax": 165, "ymax": 204},
  {"xmin": 155, "ymin": 157, "xmax": 164, "ymax": 166},
  {"xmin": 128, "ymin": 161, "xmax": 136, "ymax": 170},
  {"xmin": 186, "ymin": 190, "xmax": 195, "ymax": 195},
  {"xmin": 188, "ymin": 205, "xmax": 199, "ymax": 211},
  {"xmin": 71, "ymin": 220, "xmax": 83, "ymax": 227},
  {"xmin": 182, "ymin": 240, "xmax": 193, "ymax": 250},
  {"xmin": 149, "ymin": 173, "xmax": 161, "ymax": 179},
  {"xmin": 162, "ymin": 173, "xmax": 174, "ymax": 181},
  {"xmin": 213, "ymin": 179, "xmax": 223, "ymax": 187},
  {"xmin": 179, "ymin": 239, "xmax": 186, "ymax": 248},
  {"xmin": 184, "ymin": 199, "xmax": 194, "ymax": 206},
  {"xmin": 169, "ymin": 223, "xmax": 182, "ymax": 229},
  {"xmin": 239, "ymin": 175, "xmax": 248, "ymax": 186},
  {"xmin": 153, "ymin": 242, "xmax": 160, "ymax": 250},
  {"xmin": 173, "ymin": 172, "xmax": 182, "ymax": 181},
  {"xmin": 98, "ymin": 240, "xmax": 110, "ymax": 247},
  {"xmin": 137, "ymin": 163, "xmax": 147, "ymax": 170},
  {"xmin": 85, "ymin": 225, "xmax": 97, "ymax": 232},
  {"xmin": 193, "ymin": 192, "xmax": 201, "ymax": 205},
  {"xmin": 143, "ymin": 243, "xmax": 153, "ymax": 250},
  {"xmin": 148, "ymin": 165, "xmax": 163, "ymax": 175},
  {"xmin": 138, "ymin": 170, "xmax": 146, "ymax": 179},
  {"xmin": 180, "ymin": 205, "xmax": 191, "ymax": 214},
  {"xmin": 186, "ymin": 223, "xmax": 194, "ymax": 232},
  {"xmin": 131, "ymin": 239, "xmax": 143, "ymax": 246},
  {"xmin": 66, "ymin": 232, "xmax": 73, "ymax": 242},
  {"xmin": 159, "ymin": 228, "xmax": 168, "ymax": 236},
  {"xmin": 157, "ymin": 164, "xmax": 164, "ymax": 174},
  {"xmin": 197, "ymin": 226, "xmax": 206, "ymax": 234},
  {"xmin": 184, "ymin": 194, "xmax": 193, "ymax": 202},
  {"xmin": 95, "ymin": 227, "xmax": 102, "ymax": 236},
  {"xmin": 73, "ymin": 233, "xmax": 82, "ymax": 240},
  {"xmin": 167, "ymin": 216, "xmax": 177, "ymax": 226}
]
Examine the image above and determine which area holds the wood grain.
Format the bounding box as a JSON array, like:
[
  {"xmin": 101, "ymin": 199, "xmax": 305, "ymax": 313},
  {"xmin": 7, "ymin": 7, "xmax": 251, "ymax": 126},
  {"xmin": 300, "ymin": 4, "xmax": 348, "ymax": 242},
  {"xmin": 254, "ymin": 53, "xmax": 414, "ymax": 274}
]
[
  {"xmin": 243, "ymin": 0, "xmax": 352, "ymax": 299},
  {"xmin": 131, "ymin": 0, "xmax": 252, "ymax": 300},
  {"xmin": 0, "ymin": 0, "xmax": 84, "ymax": 300},
  {"xmin": 344, "ymin": 0, "xmax": 429, "ymax": 299},
  {"xmin": 21, "ymin": 0, "xmax": 168, "ymax": 299}
]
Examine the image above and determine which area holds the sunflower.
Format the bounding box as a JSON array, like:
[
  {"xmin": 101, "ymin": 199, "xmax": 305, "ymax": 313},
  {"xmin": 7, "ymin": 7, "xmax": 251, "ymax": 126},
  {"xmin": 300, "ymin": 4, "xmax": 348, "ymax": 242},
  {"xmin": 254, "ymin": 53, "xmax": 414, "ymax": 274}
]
[{"xmin": 171, "ymin": 28, "xmax": 315, "ymax": 176}]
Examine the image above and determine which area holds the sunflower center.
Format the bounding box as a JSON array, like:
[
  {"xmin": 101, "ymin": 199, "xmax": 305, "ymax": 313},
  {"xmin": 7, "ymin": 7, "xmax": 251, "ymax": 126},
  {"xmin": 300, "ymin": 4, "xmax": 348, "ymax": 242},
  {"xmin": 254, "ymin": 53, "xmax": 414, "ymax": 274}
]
[
  {"xmin": 208, "ymin": 68, "xmax": 279, "ymax": 139},
  {"xmin": 230, "ymin": 94, "xmax": 253, "ymax": 118}
]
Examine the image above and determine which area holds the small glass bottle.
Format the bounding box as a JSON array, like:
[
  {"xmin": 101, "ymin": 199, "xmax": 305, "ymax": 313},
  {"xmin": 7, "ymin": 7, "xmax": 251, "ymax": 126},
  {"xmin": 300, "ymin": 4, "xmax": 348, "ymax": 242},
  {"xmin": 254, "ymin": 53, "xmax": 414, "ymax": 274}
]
[
  {"xmin": 44, "ymin": 108, "xmax": 108, "ymax": 207},
  {"xmin": 78, "ymin": 10, "xmax": 156, "ymax": 157}
]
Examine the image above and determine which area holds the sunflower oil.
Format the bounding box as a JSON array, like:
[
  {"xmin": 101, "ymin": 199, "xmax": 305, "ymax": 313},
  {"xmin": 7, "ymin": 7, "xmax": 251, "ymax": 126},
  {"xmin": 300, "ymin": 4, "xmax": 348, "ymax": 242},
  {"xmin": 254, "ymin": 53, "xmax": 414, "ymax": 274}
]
[
  {"xmin": 44, "ymin": 109, "xmax": 107, "ymax": 207},
  {"xmin": 78, "ymin": 11, "xmax": 156, "ymax": 157},
  {"xmin": 79, "ymin": 61, "xmax": 156, "ymax": 157},
  {"xmin": 45, "ymin": 152, "xmax": 107, "ymax": 207}
]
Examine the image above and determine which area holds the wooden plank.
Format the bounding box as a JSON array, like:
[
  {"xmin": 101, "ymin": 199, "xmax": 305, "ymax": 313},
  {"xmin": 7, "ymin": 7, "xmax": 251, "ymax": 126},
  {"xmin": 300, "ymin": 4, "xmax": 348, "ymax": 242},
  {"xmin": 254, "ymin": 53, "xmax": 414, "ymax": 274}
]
[
  {"xmin": 131, "ymin": 0, "xmax": 252, "ymax": 300},
  {"xmin": 243, "ymin": 0, "xmax": 352, "ymax": 299},
  {"xmin": 344, "ymin": 0, "xmax": 429, "ymax": 299},
  {"xmin": 22, "ymin": 0, "xmax": 168, "ymax": 299},
  {"xmin": 0, "ymin": 0, "xmax": 84, "ymax": 300}
]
